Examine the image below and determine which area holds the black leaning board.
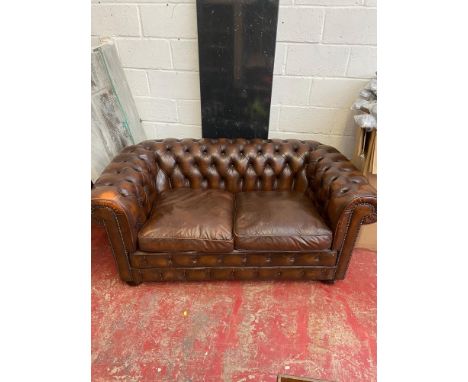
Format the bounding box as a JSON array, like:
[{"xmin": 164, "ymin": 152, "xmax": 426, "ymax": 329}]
[{"xmin": 196, "ymin": 0, "xmax": 279, "ymax": 139}]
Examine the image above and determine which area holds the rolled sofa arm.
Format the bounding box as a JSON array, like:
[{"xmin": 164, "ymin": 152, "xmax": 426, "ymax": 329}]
[
  {"xmin": 91, "ymin": 144, "xmax": 158, "ymax": 282},
  {"xmin": 307, "ymin": 145, "xmax": 377, "ymax": 279}
]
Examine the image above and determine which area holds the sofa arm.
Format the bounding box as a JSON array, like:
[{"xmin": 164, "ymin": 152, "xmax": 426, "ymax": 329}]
[
  {"xmin": 307, "ymin": 145, "xmax": 377, "ymax": 279},
  {"xmin": 91, "ymin": 144, "xmax": 159, "ymax": 282}
]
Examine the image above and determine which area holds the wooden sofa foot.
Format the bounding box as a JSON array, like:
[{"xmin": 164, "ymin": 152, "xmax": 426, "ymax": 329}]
[
  {"xmin": 321, "ymin": 280, "xmax": 336, "ymax": 285},
  {"xmin": 126, "ymin": 280, "xmax": 142, "ymax": 286}
]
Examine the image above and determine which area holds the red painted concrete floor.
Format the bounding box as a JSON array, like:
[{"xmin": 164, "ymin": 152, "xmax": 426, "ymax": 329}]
[{"xmin": 92, "ymin": 225, "xmax": 376, "ymax": 382}]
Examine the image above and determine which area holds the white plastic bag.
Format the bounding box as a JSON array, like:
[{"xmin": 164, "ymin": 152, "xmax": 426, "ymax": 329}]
[{"xmin": 354, "ymin": 114, "xmax": 377, "ymax": 130}]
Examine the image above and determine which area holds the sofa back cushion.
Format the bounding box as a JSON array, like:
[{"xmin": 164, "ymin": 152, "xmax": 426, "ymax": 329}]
[{"xmin": 141, "ymin": 138, "xmax": 322, "ymax": 194}]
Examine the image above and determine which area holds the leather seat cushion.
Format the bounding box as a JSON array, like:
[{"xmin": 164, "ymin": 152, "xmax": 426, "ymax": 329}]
[
  {"xmin": 234, "ymin": 191, "xmax": 333, "ymax": 251},
  {"xmin": 138, "ymin": 188, "xmax": 234, "ymax": 253}
]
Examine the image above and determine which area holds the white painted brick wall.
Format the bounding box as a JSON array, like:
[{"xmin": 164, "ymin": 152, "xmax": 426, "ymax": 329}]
[
  {"xmin": 277, "ymin": 8, "xmax": 324, "ymax": 43},
  {"xmin": 116, "ymin": 39, "xmax": 172, "ymax": 69},
  {"xmin": 171, "ymin": 40, "xmax": 199, "ymax": 71},
  {"xmin": 177, "ymin": 100, "xmax": 202, "ymax": 125},
  {"xmin": 142, "ymin": 122, "xmax": 202, "ymax": 140},
  {"xmin": 91, "ymin": 5, "xmax": 140, "ymax": 37},
  {"xmin": 91, "ymin": 0, "xmax": 376, "ymax": 157},
  {"xmin": 271, "ymin": 77, "xmax": 311, "ymax": 106},
  {"xmin": 123, "ymin": 69, "xmax": 150, "ymax": 96},
  {"xmin": 308, "ymin": 78, "xmax": 368, "ymax": 108},
  {"xmin": 285, "ymin": 44, "xmax": 350, "ymax": 77},
  {"xmin": 140, "ymin": 4, "xmax": 198, "ymax": 38},
  {"xmin": 347, "ymin": 46, "xmax": 377, "ymax": 78},
  {"xmin": 271, "ymin": 1, "xmax": 376, "ymax": 158},
  {"xmin": 134, "ymin": 97, "xmax": 178, "ymax": 122},
  {"xmin": 322, "ymin": 8, "xmax": 376, "ymax": 45},
  {"xmin": 147, "ymin": 71, "xmax": 200, "ymax": 100}
]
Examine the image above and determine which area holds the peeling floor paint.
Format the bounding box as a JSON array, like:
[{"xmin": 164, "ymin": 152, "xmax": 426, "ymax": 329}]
[{"xmin": 92, "ymin": 225, "xmax": 376, "ymax": 382}]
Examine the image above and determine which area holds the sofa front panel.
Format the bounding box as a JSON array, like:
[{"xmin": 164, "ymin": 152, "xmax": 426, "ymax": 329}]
[
  {"xmin": 127, "ymin": 138, "xmax": 322, "ymax": 194},
  {"xmin": 136, "ymin": 266, "xmax": 335, "ymax": 282},
  {"xmin": 129, "ymin": 250, "xmax": 337, "ymax": 268}
]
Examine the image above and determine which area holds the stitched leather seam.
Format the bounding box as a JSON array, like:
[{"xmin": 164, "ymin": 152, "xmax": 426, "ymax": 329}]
[
  {"xmin": 102, "ymin": 221, "xmax": 120, "ymax": 269},
  {"xmin": 92, "ymin": 205, "xmax": 134, "ymax": 277},
  {"xmin": 138, "ymin": 266, "xmax": 335, "ymax": 281},
  {"xmin": 233, "ymin": 193, "xmax": 238, "ymax": 237},
  {"xmin": 132, "ymin": 250, "xmax": 336, "ymax": 255},
  {"xmin": 142, "ymin": 266, "xmax": 336, "ymax": 270},
  {"xmin": 339, "ymin": 215, "xmax": 367, "ymax": 277},
  {"xmin": 140, "ymin": 236, "xmax": 233, "ymax": 242},
  {"xmin": 234, "ymin": 233, "xmax": 332, "ymax": 238},
  {"xmin": 339, "ymin": 202, "xmax": 376, "ymax": 253},
  {"xmin": 334, "ymin": 202, "xmax": 376, "ymax": 277}
]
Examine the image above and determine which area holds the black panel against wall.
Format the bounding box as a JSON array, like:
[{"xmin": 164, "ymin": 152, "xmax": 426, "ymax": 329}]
[{"xmin": 196, "ymin": 0, "xmax": 279, "ymax": 139}]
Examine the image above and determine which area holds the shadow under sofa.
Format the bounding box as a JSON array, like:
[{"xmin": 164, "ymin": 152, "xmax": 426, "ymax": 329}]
[{"xmin": 91, "ymin": 138, "xmax": 377, "ymax": 285}]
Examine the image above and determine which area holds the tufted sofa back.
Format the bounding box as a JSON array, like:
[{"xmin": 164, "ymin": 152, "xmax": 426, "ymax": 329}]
[{"xmin": 126, "ymin": 138, "xmax": 323, "ymax": 194}]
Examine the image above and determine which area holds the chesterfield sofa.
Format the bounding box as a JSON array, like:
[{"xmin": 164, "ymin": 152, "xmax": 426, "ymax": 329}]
[{"xmin": 91, "ymin": 138, "xmax": 377, "ymax": 285}]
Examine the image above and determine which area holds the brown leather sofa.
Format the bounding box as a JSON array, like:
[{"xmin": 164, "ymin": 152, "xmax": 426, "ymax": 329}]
[{"xmin": 91, "ymin": 138, "xmax": 377, "ymax": 285}]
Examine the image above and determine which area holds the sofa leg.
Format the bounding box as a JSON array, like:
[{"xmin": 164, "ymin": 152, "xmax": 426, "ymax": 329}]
[
  {"xmin": 126, "ymin": 280, "xmax": 142, "ymax": 286},
  {"xmin": 321, "ymin": 279, "xmax": 336, "ymax": 285}
]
